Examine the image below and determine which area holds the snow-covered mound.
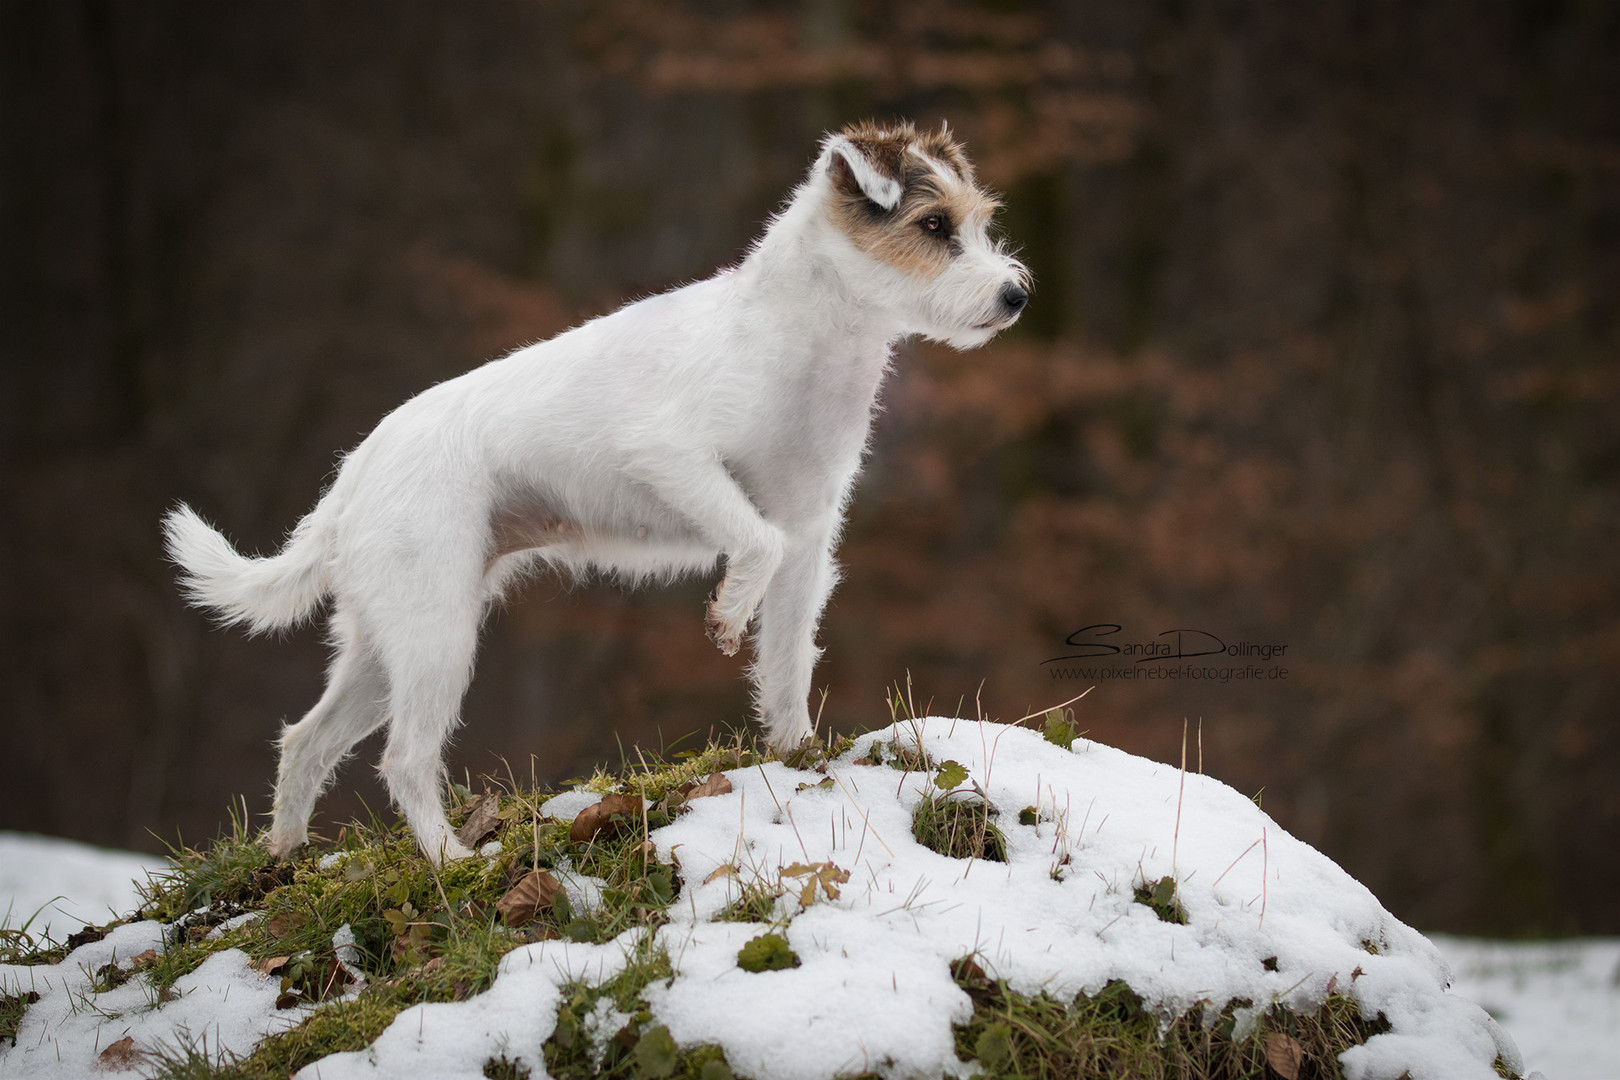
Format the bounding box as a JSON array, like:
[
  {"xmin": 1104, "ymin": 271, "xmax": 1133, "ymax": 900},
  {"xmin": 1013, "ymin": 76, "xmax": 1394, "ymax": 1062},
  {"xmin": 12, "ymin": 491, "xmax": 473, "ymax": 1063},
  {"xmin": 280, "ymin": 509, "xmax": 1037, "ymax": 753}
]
[{"xmin": 1, "ymin": 719, "xmax": 1524, "ymax": 1079}]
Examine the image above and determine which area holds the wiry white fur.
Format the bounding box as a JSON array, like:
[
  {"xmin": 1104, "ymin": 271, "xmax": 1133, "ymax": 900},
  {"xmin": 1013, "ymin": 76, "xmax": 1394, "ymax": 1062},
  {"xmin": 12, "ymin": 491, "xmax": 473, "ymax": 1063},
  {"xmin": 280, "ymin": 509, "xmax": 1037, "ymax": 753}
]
[{"xmin": 164, "ymin": 126, "xmax": 1028, "ymax": 865}]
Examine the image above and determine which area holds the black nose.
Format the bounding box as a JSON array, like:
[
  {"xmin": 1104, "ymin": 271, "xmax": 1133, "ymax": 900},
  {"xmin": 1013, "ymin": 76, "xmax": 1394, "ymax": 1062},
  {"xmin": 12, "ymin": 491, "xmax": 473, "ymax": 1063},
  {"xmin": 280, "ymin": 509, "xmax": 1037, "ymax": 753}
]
[{"xmin": 999, "ymin": 282, "xmax": 1029, "ymax": 314}]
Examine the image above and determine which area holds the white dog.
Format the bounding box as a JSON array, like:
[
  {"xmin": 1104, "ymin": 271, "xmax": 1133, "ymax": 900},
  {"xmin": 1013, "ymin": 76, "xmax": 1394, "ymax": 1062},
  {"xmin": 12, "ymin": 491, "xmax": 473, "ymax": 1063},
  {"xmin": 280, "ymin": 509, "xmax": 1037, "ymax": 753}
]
[{"xmin": 164, "ymin": 121, "xmax": 1028, "ymax": 864}]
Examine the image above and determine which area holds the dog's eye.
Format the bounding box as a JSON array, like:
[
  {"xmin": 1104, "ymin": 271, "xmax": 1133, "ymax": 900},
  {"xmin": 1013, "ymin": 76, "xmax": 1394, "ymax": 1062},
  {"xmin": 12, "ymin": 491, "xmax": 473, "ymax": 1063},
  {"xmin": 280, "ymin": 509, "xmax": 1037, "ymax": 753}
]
[{"xmin": 921, "ymin": 215, "xmax": 944, "ymax": 233}]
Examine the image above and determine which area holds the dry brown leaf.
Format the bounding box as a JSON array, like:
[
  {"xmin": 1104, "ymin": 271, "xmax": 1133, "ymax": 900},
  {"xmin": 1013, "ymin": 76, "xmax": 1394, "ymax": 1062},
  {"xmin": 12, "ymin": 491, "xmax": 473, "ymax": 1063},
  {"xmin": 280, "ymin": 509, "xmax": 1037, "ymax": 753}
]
[
  {"xmin": 266, "ymin": 912, "xmax": 306, "ymax": 939},
  {"xmin": 254, "ymin": 955, "xmax": 291, "ymax": 976},
  {"xmin": 97, "ymin": 1035, "xmax": 141, "ymax": 1071},
  {"xmin": 687, "ymin": 772, "xmax": 733, "ymax": 800},
  {"xmin": 496, "ymin": 869, "xmax": 562, "ymax": 926},
  {"xmin": 950, "ymin": 955, "xmax": 989, "ymax": 984},
  {"xmin": 455, "ymin": 790, "xmax": 502, "ymax": 849},
  {"xmin": 568, "ymin": 794, "xmax": 644, "ymax": 843},
  {"xmin": 128, "ymin": 948, "xmax": 158, "ymax": 969},
  {"xmin": 704, "ymin": 863, "xmax": 739, "ymax": 885},
  {"xmin": 1263, "ymin": 1032, "xmax": 1305, "ymax": 1079},
  {"xmin": 316, "ymin": 955, "xmax": 352, "ymax": 1001}
]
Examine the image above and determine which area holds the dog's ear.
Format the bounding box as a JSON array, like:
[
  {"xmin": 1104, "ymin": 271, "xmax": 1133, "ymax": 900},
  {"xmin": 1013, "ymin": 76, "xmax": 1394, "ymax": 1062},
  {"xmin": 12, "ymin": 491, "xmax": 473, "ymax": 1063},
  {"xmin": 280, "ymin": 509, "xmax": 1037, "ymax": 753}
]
[{"xmin": 822, "ymin": 134, "xmax": 903, "ymax": 211}]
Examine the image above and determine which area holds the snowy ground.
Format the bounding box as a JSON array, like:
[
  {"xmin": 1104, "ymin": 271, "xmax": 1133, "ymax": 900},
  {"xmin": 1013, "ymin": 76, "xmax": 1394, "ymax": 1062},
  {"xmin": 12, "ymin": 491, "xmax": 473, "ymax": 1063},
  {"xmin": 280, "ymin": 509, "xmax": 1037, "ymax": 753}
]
[
  {"xmin": 2, "ymin": 720, "xmax": 1616, "ymax": 1080},
  {"xmin": 0, "ymin": 832, "xmax": 162, "ymax": 940}
]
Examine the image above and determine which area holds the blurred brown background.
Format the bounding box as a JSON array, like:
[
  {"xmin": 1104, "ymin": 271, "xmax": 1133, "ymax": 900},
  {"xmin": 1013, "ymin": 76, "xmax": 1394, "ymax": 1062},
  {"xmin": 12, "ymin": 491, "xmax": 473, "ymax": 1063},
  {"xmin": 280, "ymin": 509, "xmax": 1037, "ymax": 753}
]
[{"xmin": 2, "ymin": 1, "xmax": 1616, "ymax": 935}]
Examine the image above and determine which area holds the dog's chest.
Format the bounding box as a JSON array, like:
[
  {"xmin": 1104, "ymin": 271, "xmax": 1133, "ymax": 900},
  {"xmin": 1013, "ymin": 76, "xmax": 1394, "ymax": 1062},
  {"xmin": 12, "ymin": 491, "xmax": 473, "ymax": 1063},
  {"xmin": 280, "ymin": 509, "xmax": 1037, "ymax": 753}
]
[{"xmin": 757, "ymin": 336, "xmax": 888, "ymax": 450}]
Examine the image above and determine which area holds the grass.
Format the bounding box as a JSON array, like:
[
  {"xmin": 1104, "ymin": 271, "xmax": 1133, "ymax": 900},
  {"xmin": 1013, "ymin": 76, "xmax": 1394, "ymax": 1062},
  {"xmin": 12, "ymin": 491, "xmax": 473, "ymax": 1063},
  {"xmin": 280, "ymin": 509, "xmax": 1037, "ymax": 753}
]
[
  {"xmin": 1, "ymin": 990, "xmax": 40, "ymax": 1047},
  {"xmin": 912, "ymin": 789, "xmax": 1008, "ymax": 863},
  {"xmin": 9, "ymin": 720, "xmax": 1510, "ymax": 1080},
  {"xmin": 950, "ymin": 958, "xmax": 1395, "ymax": 1080}
]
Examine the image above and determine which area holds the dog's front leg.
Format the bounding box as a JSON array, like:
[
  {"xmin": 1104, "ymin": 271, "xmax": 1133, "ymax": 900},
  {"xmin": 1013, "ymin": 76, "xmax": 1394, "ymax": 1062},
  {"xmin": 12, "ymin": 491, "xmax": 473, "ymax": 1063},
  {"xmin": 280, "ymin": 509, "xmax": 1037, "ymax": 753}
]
[
  {"xmin": 750, "ymin": 525, "xmax": 840, "ymax": 754},
  {"xmin": 630, "ymin": 456, "xmax": 784, "ymax": 655}
]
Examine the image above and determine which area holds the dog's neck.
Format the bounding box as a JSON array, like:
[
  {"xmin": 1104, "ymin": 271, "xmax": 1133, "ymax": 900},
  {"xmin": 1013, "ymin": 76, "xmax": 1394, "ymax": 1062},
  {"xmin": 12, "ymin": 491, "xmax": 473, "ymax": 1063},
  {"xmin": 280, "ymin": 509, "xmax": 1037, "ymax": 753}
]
[{"xmin": 733, "ymin": 178, "xmax": 912, "ymax": 350}]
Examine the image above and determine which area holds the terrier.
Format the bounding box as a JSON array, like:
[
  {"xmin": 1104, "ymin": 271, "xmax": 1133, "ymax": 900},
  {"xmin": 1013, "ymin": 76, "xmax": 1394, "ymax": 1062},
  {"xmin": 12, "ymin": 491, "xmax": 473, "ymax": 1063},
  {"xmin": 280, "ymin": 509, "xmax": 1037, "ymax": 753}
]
[{"xmin": 164, "ymin": 120, "xmax": 1029, "ymax": 863}]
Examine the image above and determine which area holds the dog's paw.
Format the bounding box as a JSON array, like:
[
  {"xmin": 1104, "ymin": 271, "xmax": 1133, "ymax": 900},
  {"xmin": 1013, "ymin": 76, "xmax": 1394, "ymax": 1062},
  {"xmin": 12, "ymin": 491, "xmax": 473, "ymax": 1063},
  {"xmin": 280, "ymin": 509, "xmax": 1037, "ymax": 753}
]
[
  {"xmin": 766, "ymin": 726, "xmax": 816, "ymax": 759},
  {"xmin": 424, "ymin": 835, "xmax": 476, "ymax": 866},
  {"xmin": 705, "ymin": 586, "xmax": 745, "ymax": 656},
  {"xmin": 266, "ymin": 828, "xmax": 306, "ymax": 862}
]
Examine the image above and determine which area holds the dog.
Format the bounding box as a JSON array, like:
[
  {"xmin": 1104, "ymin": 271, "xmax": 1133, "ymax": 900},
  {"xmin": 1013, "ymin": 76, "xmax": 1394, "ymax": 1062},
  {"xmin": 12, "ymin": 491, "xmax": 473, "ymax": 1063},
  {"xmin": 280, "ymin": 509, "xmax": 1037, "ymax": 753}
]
[{"xmin": 164, "ymin": 120, "xmax": 1029, "ymax": 864}]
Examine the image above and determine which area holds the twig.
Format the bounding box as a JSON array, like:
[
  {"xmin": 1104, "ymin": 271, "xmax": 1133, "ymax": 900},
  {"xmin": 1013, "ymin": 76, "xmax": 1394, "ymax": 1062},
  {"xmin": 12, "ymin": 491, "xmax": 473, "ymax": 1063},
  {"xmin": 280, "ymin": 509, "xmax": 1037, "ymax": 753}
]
[{"xmin": 1012, "ymin": 687, "xmax": 1093, "ymax": 726}]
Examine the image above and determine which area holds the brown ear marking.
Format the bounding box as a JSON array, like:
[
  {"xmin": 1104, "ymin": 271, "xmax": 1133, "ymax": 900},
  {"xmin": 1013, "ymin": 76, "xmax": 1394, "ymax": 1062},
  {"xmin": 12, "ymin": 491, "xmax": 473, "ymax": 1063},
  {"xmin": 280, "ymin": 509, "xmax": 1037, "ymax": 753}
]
[
  {"xmin": 837, "ymin": 119, "xmax": 974, "ymax": 183},
  {"xmin": 826, "ymin": 121, "xmax": 1000, "ymax": 278}
]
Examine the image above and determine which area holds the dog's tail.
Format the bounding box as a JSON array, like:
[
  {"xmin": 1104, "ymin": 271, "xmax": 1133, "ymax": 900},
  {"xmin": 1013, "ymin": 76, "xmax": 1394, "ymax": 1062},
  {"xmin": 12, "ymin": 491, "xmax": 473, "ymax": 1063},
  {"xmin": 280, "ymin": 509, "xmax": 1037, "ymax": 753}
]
[{"xmin": 162, "ymin": 502, "xmax": 332, "ymax": 634}]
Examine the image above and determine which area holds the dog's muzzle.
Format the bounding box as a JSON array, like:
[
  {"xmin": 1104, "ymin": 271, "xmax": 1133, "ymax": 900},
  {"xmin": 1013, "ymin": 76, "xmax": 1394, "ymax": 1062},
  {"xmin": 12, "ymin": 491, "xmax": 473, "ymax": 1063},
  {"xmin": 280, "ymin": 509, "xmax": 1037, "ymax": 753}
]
[{"xmin": 976, "ymin": 282, "xmax": 1029, "ymax": 330}]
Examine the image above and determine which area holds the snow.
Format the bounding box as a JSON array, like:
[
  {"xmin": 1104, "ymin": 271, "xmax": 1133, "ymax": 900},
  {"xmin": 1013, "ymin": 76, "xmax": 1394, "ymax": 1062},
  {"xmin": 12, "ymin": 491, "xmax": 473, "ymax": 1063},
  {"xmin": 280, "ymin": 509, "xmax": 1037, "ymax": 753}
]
[
  {"xmin": 2, "ymin": 721, "xmax": 1616, "ymax": 1079},
  {"xmin": 1429, "ymin": 935, "xmax": 1620, "ymax": 1080},
  {"xmin": 0, "ymin": 920, "xmax": 297, "ymax": 1078},
  {"xmin": 0, "ymin": 832, "xmax": 162, "ymax": 940}
]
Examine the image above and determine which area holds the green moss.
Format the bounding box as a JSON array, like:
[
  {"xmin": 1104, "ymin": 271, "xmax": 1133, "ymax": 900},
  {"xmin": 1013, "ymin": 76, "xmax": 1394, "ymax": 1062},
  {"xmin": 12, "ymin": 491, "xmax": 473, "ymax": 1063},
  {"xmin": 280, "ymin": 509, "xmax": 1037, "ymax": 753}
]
[
  {"xmin": 950, "ymin": 961, "xmax": 1399, "ymax": 1080},
  {"xmin": 735, "ymin": 933, "xmax": 799, "ymax": 973}
]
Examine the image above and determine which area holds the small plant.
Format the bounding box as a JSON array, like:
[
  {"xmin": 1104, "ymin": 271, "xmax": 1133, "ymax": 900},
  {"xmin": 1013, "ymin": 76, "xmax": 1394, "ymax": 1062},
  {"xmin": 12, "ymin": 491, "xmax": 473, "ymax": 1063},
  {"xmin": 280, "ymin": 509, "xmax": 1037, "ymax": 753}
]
[
  {"xmin": 482, "ymin": 1053, "xmax": 532, "ymax": 1079},
  {"xmin": 1134, "ymin": 876, "xmax": 1188, "ymax": 925},
  {"xmin": 714, "ymin": 875, "xmax": 784, "ymax": 924},
  {"xmin": 912, "ymin": 760, "xmax": 1007, "ymax": 863},
  {"xmin": 1042, "ymin": 708, "xmax": 1079, "ymax": 748},
  {"xmin": 2, "ymin": 990, "xmax": 40, "ymax": 1047},
  {"xmin": 543, "ymin": 939, "xmax": 687, "ymax": 1078}
]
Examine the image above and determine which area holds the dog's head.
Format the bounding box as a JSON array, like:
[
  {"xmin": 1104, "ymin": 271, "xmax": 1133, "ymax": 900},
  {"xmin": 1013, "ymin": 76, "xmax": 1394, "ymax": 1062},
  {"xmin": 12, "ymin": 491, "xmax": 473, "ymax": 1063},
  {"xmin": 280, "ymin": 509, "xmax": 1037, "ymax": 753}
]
[{"xmin": 815, "ymin": 121, "xmax": 1029, "ymax": 348}]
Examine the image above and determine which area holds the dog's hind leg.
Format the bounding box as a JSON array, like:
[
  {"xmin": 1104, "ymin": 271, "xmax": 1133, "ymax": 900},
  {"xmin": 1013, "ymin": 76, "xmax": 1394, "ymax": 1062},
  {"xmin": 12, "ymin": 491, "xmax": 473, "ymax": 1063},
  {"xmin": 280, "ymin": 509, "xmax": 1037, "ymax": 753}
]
[
  {"xmin": 373, "ymin": 591, "xmax": 482, "ymax": 866},
  {"xmin": 750, "ymin": 526, "xmax": 839, "ymax": 754},
  {"xmin": 267, "ymin": 611, "xmax": 389, "ymax": 859}
]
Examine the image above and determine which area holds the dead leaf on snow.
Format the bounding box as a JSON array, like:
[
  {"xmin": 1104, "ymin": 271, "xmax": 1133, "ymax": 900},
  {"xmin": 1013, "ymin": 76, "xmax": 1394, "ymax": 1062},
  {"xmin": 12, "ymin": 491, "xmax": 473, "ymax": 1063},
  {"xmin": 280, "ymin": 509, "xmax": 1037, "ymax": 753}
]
[
  {"xmin": 568, "ymin": 794, "xmax": 644, "ymax": 843},
  {"xmin": 496, "ymin": 869, "xmax": 561, "ymax": 926},
  {"xmin": 255, "ymin": 955, "xmax": 291, "ymax": 977},
  {"xmin": 97, "ymin": 1035, "xmax": 141, "ymax": 1071},
  {"xmin": 687, "ymin": 772, "xmax": 733, "ymax": 800},
  {"xmin": 704, "ymin": 863, "xmax": 739, "ymax": 885},
  {"xmin": 1263, "ymin": 1032, "xmax": 1305, "ymax": 1079},
  {"xmin": 128, "ymin": 949, "xmax": 158, "ymax": 969},
  {"xmin": 455, "ymin": 790, "xmax": 502, "ymax": 849}
]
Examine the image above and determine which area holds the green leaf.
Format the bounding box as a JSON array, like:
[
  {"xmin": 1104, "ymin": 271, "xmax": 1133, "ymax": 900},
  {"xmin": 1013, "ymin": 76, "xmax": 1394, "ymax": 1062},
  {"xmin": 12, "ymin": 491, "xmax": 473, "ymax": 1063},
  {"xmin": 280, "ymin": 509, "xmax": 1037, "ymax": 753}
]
[
  {"xmin": 699, "ymin": 1060, "xmax": 734, "ymax": 1080},
  {"xmin": 1043, "ymin": 710, "xmax": 1075, "ymax": 748},
  {"xmin": 1018, "ymin": 805, "xmax": 1039, "ymax": 826},
  {"xmin": 976, "ymin": 1021, "xmax": 1014, "ymax": 1070},
  {"xmin": 645, "ymin": 869, "xmax": 675, "ymax": 906},
  {"xmin": 934, "ymin": 760, "xmax": 969, "ymax": 791},
  {"xmin": 633, "ymin": 1024, "xmax": 679, "ymax": 1078}
]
